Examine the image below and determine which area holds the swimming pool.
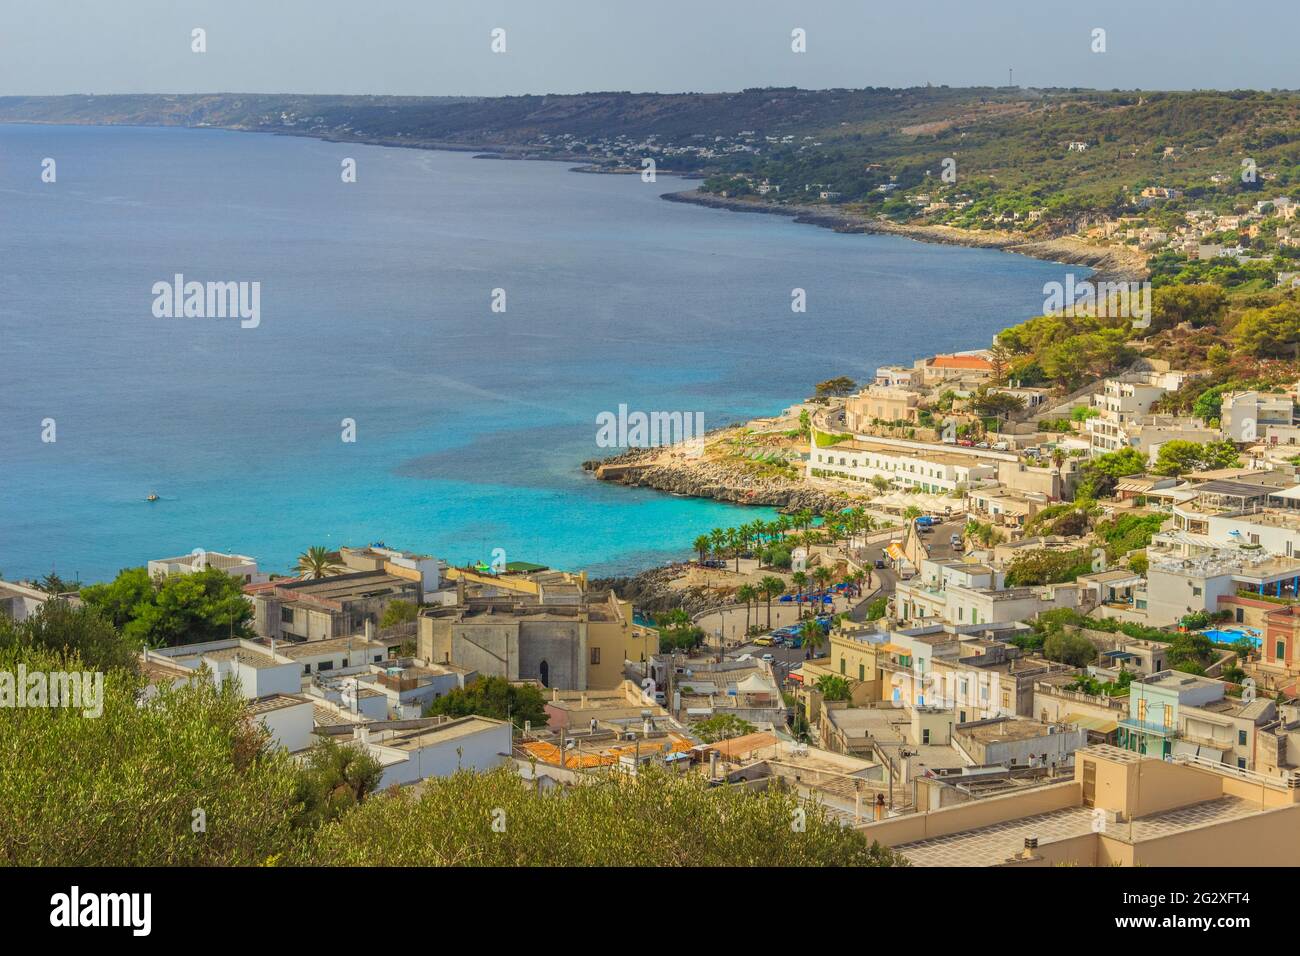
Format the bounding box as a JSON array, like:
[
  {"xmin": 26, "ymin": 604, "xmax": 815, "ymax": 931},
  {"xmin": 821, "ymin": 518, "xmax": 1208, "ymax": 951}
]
[{"xmin": 1203, "ymin": 628, "xmax": 1262, "ymax": 648}]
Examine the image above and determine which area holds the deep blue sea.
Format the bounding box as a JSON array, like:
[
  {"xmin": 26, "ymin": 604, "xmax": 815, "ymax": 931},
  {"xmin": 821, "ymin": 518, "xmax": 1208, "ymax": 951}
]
[{"xmin": 0, "ymin": 123, "xmax": 1076, "ymax": 583}]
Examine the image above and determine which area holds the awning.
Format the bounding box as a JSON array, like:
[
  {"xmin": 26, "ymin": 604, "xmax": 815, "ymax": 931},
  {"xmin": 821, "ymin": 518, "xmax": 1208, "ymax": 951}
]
[
  {"xmin": 1063, "ymin": 712, "xmax": 1118, "ymax": 735},
  {"xmin": 1115, "ymin": 478, "xmax": 1155, "ymax": 493},
  {"xmin": 885, "ymin": 543, "xmax": 906, "ymax": 562},
  {"xmin": 1272, "ymin": 485, "xmax": 1300, "ymax": 501}
]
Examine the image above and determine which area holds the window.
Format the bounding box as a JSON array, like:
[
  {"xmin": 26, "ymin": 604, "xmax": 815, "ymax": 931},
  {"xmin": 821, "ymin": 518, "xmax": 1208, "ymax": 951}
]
[
  {"xmin": 1238, "ymin": 757, "xmax": 1247, "ymax": 769},
  {"xmin": 922, "ymin": 729, "xmax": 931, "ymax": 745},
  {"xmin": 1277, "ymin": 640, "xmax": 1287, "ymax": 661},
  {"xmin": 858, "ymin": 664, "xmax": 865, "ymax": 681},
  {"xmin": 302, "ymin": 664, "xmax": 311, "ymax": 675},
  {"xmin": 1236, "ymin": 607, "xmax": 1244, "ymax": 623},
  {"xmin": 318, "ymin": 661, "xmax": 333, "ymax": 672},
  {"xmin": 373, "ymin": 655, "xmax": 382, "ymax": 663},
  {"xmin": 280, "ymin": 607, "xmax": 294, "ymax": 624},
  {"xmin": 840, "ymin": 658, "xmax": 846, "ymax": 675},
  {"xmin": 590, "ymin": 647, "xmax": 601, "ymax": 665},
  {"xmin": 1192, "ymin": 586, "xmax": 1202, "ymax": 597},
  {"xmin": 1239, "ymin": 730, "xmax": 1248, "ymax": 746}
]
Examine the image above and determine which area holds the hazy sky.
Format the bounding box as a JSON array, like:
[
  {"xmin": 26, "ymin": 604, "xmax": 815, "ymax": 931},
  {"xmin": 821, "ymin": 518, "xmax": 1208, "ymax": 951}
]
[{"xmin": 1, "ymin": 0, "xmax": 1295, "ymax": 96}]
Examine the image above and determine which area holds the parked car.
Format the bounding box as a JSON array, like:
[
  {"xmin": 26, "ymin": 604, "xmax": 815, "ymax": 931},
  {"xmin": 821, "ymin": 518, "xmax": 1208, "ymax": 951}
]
[
  {"xmin": 754, "ymin": 636, "xmax": 775, "ymax": 646},
  {"xmin": 874, "ymin": 559, "xmax": 886, "ymax": 569}
]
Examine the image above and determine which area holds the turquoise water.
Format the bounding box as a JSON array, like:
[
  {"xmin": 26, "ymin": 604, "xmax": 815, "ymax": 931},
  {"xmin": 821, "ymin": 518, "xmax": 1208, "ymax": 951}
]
[
  {"xmin": 0, "ymin": 124, "xmax": 1077, "ymax": 583},
  {"xmin": 1204, "ymin": 628, "xmax": 1262, "ymax": 648}
]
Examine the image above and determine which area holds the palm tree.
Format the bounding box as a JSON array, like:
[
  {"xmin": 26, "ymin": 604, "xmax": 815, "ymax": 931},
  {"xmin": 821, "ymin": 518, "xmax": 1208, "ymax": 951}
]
[
  {"xmin": 902, "ymin": 505, "xmax": 923, "ymax": 522},
  {"xmin": 758, "ymin": 575, "xmax": 785, "ymax": 630},
  {"xmin": 709, "ymin": 527, "xmax": 727, "ymax": 563},
  {"xmin": 800, "ymin": 617, "xmax": 826, "ymax": 658},
  {"xmin": 851, "ymin": 568, "xmax": 867, "ymax": 595},
  {"xmin": 791, "ymin": 570, "xmax": 808, "ymax": 606},
  {"xmin": 727, "ymin": 527, "xmax": 743, "ymax": 573},
  {"xmin": 737, "ymin": 584, "xmax": 757, "ymax": 636},
  {"xmin": 693, "ymin": 534, "xmax": 711, "ymax": 564},
  {"xmin": 812, "ymin": 566, "xmax": 834, "ymax": 602},
  {"xmin": 296, "ymin": 545, "xmax": 343, "ymax": 579}
]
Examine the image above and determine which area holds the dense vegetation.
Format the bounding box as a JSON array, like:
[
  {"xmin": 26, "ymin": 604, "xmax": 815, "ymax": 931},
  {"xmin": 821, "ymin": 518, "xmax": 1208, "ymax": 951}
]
[{"xmin": 0, "ymin": 606, "xmax": 902, "ymax": 867}]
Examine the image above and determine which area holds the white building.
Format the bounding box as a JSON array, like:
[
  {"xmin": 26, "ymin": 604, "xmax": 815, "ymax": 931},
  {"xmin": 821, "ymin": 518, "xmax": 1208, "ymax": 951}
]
[
  {"xmin": 808, "ymin": 437, "xmax": 997, "ymax": 494},
  {"xmin": 147, "ymin": 550, "xmax": 268, "ymax": 584},
  {"xmin": 349, "ymin": 716, "xmax": 512, "ymax": 788},
  {"xmin": 1220, "ymin": 391, "xmax": 1294, "ymax": 442}
]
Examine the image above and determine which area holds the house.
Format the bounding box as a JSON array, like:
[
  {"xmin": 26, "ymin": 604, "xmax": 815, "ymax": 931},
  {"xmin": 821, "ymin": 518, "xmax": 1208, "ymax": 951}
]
[
  {"xmin": 147, "ymin": 550, "xmax": 268, "ymax": 584},
  {"xmin": 916, "ymin": 352, "xmax": 994, "ymax": 386},
  {"xmin": 953, "ymin": 716, "xmax": 1088, "ymax": 769},
  {"xmin": 325, "ymin": 716, "xmax": 512, "ymax": 788},
  {"xmin": 844, "ymin": 385, "xmax": 921, "ymax": 428},
  {"xmin": 0, "ymin": 581, "xmax": 74, "ymax": 621},
  {"xmin": 249, "ymin": 570, "xmax": 422, "ymax": 643},
  {"xmin": 1220, "ymin": 391, "xmax": 1294, "ymax": 442},
  {"xmin": 1118, "ymin": 670, "xmax": 1276, "ymax": 770}
]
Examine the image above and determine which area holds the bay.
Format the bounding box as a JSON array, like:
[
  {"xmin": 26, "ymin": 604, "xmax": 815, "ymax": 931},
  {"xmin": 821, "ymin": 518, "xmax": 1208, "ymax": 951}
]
[{"xmin": 0, "ymin": 123, "xmax": 1076, "ymax": 582}]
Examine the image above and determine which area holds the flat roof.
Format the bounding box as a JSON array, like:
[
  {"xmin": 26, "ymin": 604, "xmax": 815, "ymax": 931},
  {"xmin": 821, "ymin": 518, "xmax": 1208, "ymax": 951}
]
[
  {"xmin": 272, "ymin": 636, "xmax": 388, "ymax": 657},
  {"xmin": 247, "ymin": 693, "xmax": 312, "ymax": 716},
  {"xmin": 894, "ymin": 795, "xmax": 1261, "ymax": 867},
  {"xmin": 202, "ymin": 647, "xmax": 285, "ymax": 670}
]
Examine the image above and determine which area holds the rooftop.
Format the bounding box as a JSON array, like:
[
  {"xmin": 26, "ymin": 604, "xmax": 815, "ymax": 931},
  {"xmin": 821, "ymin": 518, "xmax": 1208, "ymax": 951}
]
[{"xmin": 894, "ymin": 794, "xmax": 1260, "ymax": 866}]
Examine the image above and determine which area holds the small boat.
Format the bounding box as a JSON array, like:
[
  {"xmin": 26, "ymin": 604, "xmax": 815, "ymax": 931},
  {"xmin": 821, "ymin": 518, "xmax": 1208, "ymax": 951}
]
[{"xmin": 146, "ymin": 493, "xmax": 159, "ymax": 502}]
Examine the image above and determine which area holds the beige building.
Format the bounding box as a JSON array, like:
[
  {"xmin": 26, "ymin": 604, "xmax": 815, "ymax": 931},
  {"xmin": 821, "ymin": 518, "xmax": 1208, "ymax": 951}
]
[
  {"xmin": 845, "ymin": 386, "xmax": 921, "ymax": 429},
  {"xmin": 418, "ymin": 571, "xmax": 656, "ymax": 691},
  {"xmin": 862, "ymin": 743, "xmax": 1300, "ymax": 866}
]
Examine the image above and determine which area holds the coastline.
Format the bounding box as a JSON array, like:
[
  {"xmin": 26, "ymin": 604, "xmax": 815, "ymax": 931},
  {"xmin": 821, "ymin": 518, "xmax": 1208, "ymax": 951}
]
[
  {"xmin": 661, "ymin": 189, "xmax": 1150, "ymax": 285},
  {"xmin": 1, "ymin": 117, "xmax": 1131, "ymax": 590}
]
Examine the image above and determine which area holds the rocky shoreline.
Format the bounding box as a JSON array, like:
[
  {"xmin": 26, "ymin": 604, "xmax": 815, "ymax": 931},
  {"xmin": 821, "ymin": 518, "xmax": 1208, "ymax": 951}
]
[
  {"xmin": 662, "ymin": 189, "xmax": 1150, "ymax": 285},
  {"xmin": 581, "ymin": 444, "xmax": 864, "ymax": 514},
  {"xmin": 589, "ymin": 564, "xmax": 730, "ymax": 618}
]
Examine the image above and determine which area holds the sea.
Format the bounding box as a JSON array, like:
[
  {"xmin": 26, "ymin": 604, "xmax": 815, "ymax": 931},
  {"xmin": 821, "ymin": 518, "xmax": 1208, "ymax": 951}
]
[{"xmin": 0, "ymin": 123, "xmax": 1078, "ymax": 583}]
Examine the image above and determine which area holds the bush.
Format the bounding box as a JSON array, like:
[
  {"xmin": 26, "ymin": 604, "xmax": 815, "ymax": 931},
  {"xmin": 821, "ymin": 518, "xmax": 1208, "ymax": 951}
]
[
  {"xmin": 308, "ymin": 765, "xmax": 905, "ymax": 866},
  {"xmin": 1043, "ymin": 630, "xmax": 1098, "ymax": 666},
  {"xmin": 0, "ymin": 643, "xmax": 306, "ymax": 865}
]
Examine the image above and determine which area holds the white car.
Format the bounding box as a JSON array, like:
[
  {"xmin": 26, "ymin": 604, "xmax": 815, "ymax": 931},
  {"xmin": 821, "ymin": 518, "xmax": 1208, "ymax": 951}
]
[{"xmin": 761, "ymin": 653, "xmax": 774, "ymax": 663}]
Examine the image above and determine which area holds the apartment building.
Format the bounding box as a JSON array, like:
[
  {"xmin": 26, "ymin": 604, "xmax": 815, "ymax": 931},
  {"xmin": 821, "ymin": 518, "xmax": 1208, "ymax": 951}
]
[
  {"xmin": 1220, "ymin": 390, "xmax": 1294, "ymax": 442},
  {"xmin": 894, "ymin": 573, "xmax": 1080, "ymax": 629},
  {"xmin": 808, "ymin": 437, "xmax": 997, "ymax": 493},
  {"xmin": 844, "ymin": 385, "xmax": 921, "ymax": 428},
  {"xmin": 862, "ymin": 744, "xmax": 1300, "ymax": 867},
  {"xmin": 1118, "ymin": 670, "xmax": 1276, "ymax": 770}
]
